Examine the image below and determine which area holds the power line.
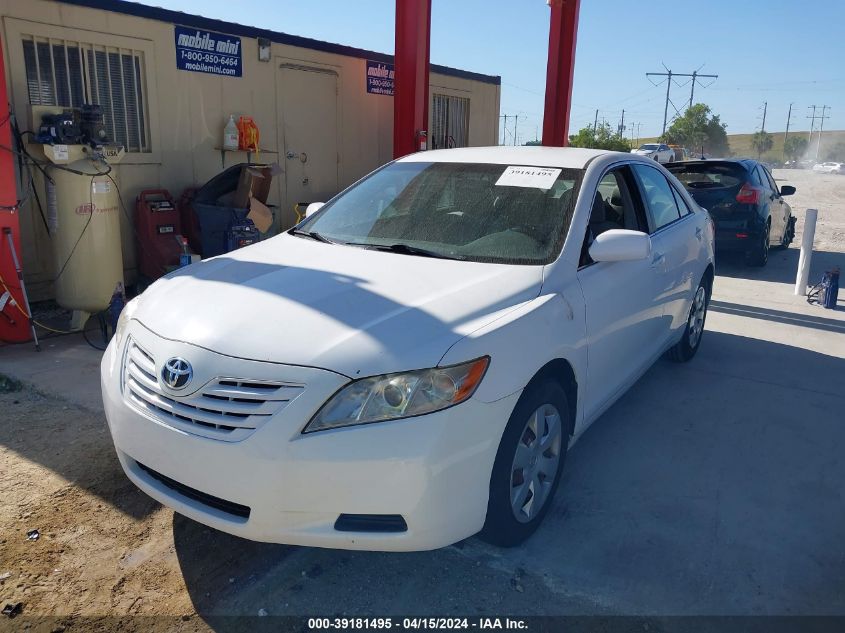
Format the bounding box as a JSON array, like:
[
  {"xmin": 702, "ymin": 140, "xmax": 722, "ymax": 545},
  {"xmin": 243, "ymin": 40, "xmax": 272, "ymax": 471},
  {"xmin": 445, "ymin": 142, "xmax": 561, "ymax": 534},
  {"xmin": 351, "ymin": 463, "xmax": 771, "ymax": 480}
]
[{"xmin": 646, "ymin": 66, "xmax": 718, "ymax": 136}]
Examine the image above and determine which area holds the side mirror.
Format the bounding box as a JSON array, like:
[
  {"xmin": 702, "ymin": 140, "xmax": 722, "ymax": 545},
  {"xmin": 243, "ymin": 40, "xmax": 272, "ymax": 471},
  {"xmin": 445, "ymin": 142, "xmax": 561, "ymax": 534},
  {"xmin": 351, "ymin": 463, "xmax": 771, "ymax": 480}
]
[
  {"xmin": 589, "ymin": 229, "xmax": 652, "ymax": 263},
  {"xmin": 305, "ymin": 202, "xmax": 325, "ymax": 218},
  {"xmin": 780, "ymin": 185, "xmax": 796, "ymax": 196}
]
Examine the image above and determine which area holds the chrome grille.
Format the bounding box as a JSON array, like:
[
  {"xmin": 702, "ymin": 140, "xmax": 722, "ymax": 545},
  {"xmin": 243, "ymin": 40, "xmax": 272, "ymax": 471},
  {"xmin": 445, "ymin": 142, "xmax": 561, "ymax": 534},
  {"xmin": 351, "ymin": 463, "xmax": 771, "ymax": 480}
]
[{"xmin": 122, "ymin": 338, "xmax": 304, "ymax": 442}]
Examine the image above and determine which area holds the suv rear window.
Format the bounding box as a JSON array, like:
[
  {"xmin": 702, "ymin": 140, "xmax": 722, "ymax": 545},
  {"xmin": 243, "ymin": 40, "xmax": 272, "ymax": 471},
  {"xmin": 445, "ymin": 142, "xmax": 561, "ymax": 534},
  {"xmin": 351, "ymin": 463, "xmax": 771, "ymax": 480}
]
[{"xmin": 666, "ymin": 163, "xmax": 745, "ymax": 190}]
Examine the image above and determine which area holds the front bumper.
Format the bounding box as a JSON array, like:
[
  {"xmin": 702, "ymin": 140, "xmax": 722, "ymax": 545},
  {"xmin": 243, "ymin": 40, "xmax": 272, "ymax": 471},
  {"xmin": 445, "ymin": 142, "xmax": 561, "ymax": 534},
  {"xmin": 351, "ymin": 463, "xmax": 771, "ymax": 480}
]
[{"xmin": 101, "ymin": 321, "xmax": 519, "ymax": 551}]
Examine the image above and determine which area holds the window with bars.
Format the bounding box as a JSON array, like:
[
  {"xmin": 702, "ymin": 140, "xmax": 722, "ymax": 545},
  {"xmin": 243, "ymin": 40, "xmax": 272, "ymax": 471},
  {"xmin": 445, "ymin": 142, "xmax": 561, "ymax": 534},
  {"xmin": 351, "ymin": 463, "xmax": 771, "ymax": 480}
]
[
  {"xmin": 22, "ymin": 35, "xmax": 149, "ymax": 152},
  {"xmin": 431, "ymin": 94, "xmax": 470, "ymax": 150}
]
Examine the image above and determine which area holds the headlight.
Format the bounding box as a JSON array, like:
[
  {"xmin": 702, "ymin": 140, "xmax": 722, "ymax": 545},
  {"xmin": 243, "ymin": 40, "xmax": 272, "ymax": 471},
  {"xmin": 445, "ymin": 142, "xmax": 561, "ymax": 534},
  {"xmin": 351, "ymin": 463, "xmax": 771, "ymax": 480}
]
[
  {"xmin": 304, "ymin": 357, "xmax": 490, "ymax": 433},
  {"xmin": 113, "ymin": 297, "xmax": 139, "ymax": 350}
]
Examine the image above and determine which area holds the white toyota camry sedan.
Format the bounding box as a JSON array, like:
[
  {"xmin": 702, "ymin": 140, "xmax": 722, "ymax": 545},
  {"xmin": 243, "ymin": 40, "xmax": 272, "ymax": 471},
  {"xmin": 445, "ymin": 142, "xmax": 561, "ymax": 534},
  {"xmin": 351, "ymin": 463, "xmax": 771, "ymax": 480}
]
[{"xmin": 101, "ymin": 146, "xmax": 715, "ymax": 551}]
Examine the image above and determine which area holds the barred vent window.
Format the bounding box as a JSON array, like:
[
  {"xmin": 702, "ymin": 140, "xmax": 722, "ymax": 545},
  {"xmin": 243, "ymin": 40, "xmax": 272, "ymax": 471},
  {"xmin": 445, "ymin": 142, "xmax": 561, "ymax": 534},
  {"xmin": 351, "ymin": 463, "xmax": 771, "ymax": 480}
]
[
  {"xmin": 431, "ymin": 94, "xmax": 470, "ymax": 149},
  {"xmin": 22, "ymin": 35, "xmax": 149, "ymax": 152}
]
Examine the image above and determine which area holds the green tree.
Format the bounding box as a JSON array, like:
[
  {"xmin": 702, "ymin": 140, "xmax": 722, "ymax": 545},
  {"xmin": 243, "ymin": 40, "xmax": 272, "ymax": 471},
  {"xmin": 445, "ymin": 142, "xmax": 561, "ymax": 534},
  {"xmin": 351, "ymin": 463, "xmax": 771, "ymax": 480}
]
[
  {"xmin": 663, "ymin": 103, "xmax": 729, "ymax": 156},
  {"xmin": 568, "ymin": 122, "xmax": 630, "ymax": 152},
  {"xmin": 751, "ymin": 130, "xmax": 774, "ymax": 159},
  {"xmin": 783, "ymin": 136, "xmax": 809, "ymax": 162}
]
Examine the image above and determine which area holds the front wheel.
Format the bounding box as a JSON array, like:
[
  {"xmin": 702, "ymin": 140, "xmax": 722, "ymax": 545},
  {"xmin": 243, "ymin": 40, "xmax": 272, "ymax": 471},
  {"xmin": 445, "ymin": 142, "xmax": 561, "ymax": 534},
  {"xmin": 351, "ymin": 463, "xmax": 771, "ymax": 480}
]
[
  {"xmin": 668, "ymin": 278, "xmax": 709, "ymax": 362},
  {"xmin": 480, "ymin": 380, "xmax": 570, "ymax": 547}
]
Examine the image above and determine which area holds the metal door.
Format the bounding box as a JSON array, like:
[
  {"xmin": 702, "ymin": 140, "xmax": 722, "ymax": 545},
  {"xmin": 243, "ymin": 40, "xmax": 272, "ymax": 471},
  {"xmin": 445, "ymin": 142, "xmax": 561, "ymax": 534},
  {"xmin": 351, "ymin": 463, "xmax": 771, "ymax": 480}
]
[{"xmin": 277, "ymin": 63, "xmax": 339, "ymax": 227}]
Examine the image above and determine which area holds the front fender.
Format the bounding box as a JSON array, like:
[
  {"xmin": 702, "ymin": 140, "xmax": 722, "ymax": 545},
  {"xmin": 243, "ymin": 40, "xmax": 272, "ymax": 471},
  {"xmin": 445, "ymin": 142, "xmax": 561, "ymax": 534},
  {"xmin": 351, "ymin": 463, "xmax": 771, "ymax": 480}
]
[{"xmin": 439, "ymin": 294, "xmax": 587, "ymax": 413}]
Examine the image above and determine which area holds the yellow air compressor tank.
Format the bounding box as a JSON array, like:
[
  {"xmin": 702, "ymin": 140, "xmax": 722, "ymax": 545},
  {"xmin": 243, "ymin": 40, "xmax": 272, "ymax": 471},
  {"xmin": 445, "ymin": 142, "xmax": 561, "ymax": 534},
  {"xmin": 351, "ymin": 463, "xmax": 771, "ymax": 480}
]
[{"xmin": 41, "ymin": 144, "xmax": 126, "ymax": 320}]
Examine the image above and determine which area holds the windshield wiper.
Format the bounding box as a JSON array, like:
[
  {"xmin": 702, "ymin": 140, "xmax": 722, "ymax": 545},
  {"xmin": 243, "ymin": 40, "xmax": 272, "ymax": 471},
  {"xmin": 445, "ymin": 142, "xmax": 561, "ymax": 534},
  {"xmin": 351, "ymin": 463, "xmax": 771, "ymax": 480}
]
[
  {"xmin": 288, "ymin": 228, "xmax": 337, "ymax": 244},
  {"xmin": 359, "ymin": 243, "xmax": 467, "ymax": 261}
]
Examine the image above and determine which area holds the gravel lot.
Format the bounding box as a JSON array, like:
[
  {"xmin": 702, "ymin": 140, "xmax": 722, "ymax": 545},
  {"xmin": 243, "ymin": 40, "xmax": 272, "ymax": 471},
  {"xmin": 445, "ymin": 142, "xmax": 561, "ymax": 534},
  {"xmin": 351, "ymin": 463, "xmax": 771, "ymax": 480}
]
[{"xmin": 0, "ymin": 168, "xmax": 843, "ymax": 630}]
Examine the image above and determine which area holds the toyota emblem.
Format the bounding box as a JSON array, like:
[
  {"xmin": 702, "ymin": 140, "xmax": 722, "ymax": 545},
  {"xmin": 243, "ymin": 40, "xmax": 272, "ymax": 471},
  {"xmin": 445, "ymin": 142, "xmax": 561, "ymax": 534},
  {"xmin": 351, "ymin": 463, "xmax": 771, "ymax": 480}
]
[{"xmin": 161, "ymin": 357, "xmax": 193, "ymax": 390}]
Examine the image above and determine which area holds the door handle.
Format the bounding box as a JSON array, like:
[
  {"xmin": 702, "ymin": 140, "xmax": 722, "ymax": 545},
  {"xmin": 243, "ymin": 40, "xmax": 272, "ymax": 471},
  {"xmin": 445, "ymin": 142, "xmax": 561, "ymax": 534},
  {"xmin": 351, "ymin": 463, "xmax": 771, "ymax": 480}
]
[
  {"xmin": 651, "ymin": 252, "xmax": 665, "ymax": 268},
  {"xmin": 695, "ymin": 226, "xmax": 703, "ymax": 241}
]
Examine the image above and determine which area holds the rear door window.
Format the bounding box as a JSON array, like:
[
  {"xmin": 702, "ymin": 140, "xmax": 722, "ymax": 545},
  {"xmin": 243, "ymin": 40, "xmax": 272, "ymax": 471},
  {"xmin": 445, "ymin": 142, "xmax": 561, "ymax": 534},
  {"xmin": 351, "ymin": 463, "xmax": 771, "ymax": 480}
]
[
  {"xmin": 761, "ymin": 166, "xmax": 779, "ymax": 194},
  {"xmin": 670, "ymin": 185, "xmax": 693, "ymax": 215},
  {"xmin": 631, "ymin": 163, "xmax": 682, "ymax": 232}
]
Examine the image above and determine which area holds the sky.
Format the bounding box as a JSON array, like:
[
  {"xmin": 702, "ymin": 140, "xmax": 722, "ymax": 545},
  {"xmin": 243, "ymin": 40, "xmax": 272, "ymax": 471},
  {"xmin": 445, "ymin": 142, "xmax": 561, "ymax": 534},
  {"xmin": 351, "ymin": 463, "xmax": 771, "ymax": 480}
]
[{"xmin": 136, "ymin": 0, "xmax": 845, "ymax": 144}]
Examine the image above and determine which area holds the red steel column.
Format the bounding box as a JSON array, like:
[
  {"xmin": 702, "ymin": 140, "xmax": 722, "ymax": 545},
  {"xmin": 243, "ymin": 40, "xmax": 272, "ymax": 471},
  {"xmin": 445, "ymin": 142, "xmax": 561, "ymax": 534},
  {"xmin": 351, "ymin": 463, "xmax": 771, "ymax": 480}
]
[
  {"xmin": 0, "ymin": 33, "xmax": 30, "ymax": 342},
  {"xmin": 393, "ymin": 0, "xmax": 431, "ymax": 159},
  {"xmin": 541, "ymin": 0, "xmax": 581, "ymax": 147}
]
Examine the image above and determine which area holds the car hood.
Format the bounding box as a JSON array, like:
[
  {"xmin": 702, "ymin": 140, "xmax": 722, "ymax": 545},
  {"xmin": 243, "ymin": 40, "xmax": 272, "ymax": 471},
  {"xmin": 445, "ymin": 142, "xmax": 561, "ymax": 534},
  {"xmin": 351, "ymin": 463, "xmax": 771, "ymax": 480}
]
[{"xmin": 133, "ymin": 234, "xmax": 544, "ymax": 377}]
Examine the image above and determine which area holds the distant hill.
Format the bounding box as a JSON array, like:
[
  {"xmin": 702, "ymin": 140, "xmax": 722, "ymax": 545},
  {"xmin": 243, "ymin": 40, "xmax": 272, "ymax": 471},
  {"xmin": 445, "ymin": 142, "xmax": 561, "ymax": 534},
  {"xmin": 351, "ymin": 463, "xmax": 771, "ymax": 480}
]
[{"xmin": 632, "ymin": 130, "xmax": 845, "ymax": 162}]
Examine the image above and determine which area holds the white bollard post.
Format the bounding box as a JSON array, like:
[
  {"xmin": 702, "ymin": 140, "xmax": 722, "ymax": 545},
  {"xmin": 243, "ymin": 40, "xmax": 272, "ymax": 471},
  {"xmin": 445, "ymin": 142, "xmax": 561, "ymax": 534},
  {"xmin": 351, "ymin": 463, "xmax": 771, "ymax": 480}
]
[{"xmin": 795, "ymin": 208, "xmax": 818, "ymax": 296}]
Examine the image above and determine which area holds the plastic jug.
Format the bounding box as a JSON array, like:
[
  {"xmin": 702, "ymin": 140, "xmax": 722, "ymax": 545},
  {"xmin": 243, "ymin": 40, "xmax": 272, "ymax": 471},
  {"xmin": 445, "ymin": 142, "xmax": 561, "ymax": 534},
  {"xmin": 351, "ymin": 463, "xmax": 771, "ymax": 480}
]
[{"xmin": 223, "ymin": 115, "xmax": 239, "ymax": 151}]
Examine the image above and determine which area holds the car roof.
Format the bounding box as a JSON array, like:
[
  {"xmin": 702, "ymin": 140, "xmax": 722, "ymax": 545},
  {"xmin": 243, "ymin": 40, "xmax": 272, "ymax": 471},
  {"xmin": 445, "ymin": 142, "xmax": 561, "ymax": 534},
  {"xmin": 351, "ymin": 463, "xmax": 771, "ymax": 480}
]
[
  {"xmin": 666, "ymin": 158, "xmax": 755, "ymax": 169},
  {"xmin": 396, "ymin": 146, "xmax": 615, "ymax": 169}
]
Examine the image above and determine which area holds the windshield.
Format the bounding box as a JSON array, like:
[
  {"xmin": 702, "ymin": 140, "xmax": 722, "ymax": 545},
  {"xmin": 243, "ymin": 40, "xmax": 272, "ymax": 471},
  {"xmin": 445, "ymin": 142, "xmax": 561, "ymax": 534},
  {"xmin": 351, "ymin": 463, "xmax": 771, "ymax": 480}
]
[
  {"xmin": 295, "ymin": 161, "xmax": 582, "ymax": 265},
  {"xmin": 640, "ymin": 144, "xmax": 659, "ymax": 150}
]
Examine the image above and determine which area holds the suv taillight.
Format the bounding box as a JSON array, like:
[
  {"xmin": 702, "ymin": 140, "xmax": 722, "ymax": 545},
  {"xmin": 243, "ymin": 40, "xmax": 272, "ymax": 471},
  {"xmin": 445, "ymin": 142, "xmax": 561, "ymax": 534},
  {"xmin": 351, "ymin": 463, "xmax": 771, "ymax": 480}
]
[{"xmin": 736, "ymin": 183, "xmax": 762, "ymax": 205}]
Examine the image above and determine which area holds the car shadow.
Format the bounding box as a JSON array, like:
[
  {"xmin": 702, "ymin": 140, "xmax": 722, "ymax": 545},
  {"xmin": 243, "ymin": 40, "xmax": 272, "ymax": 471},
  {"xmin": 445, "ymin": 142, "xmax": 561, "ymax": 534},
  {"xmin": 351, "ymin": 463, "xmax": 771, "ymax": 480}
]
[
  {"xmin": 173, "ymin": 331, "xmax": 845, "ymax": 618},
  {"xmin": 709, "ymin": 300, "xmax": 845, "ymax": 330},
  {"xmin": 716, "ymin": 245, "xmax": 843, "ymax": 289}
]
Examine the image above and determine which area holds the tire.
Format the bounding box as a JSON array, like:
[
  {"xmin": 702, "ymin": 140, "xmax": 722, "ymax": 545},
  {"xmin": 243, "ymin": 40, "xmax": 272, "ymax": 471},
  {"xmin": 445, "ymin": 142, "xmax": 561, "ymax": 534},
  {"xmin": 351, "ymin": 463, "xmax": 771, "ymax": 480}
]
[
  {"xmin": 745, "ymin": 223, "xmax": 770, "ymax": 267},
  {"xmin": 480, "ymin": 380, "xmax": 571, "ymax": 547},
  {"xmin": 772, "ymin": 217, "xmax": 794, "ymax": 250},
  {"xmin": 668, "ymin": 276, "xmax": 710, "ymax": 363}
]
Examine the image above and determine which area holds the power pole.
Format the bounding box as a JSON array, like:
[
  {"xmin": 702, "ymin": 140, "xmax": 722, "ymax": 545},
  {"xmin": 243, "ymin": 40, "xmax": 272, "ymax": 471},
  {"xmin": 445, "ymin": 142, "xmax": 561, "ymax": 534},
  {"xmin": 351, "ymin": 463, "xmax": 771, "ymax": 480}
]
[
  {"xmin": 807, "ymin": 105, "xmax": 817, "ymax": 143},
  {"xmin": 593, "ymin": 109, "xmax": 599, "ymax": 134},
  {"xmin": 662, "ymin": 69, "xmax": 671, "ymax": 136},
  {"xmin": 760, "ymin": 101, "xmax": 767, "ymax": 131},
  {"xmin": 815, "ymin": 105, "xmax": 830, "ymax": 160},
  {"xmin": 513, "ymin": 114, "xmax": 519, "ymax": 146},
  {"xmin": 500, "ymin": 114, "xmax": 508, "ymax": 145},
  {"xmin": 647, "ymin": 67, "xmax": 718, "ymax": 137},
  {"xmin": 687, "ymin": 68, "xmax": 717, "ymax": 108},
  {"xmin": 618, "ymin": 109, "xmax": 625, "ymax": 137},
  {"xmin": 782, "ymin": 102, "xmax": 793, "ymax": 161}
]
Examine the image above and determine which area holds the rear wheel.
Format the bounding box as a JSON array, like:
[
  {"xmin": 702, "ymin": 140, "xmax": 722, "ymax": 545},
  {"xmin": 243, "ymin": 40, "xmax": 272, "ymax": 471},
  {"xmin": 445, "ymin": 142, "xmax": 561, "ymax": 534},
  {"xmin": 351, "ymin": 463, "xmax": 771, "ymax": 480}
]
[
  {"xmin": 480, "ymin": 380, "xmax": 570, "ymax": 547},
  {"xmin": 746, "ymin": 224, "xmax": 770, "ymax": 267}
]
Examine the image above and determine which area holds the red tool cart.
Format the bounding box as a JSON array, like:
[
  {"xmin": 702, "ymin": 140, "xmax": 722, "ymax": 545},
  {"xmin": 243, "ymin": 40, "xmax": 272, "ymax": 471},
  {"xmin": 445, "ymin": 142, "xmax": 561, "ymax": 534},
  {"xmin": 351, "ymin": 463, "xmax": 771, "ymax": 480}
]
[{"xmin": 134, "ymin": 189, "xmax": 183, "ymax": 281}]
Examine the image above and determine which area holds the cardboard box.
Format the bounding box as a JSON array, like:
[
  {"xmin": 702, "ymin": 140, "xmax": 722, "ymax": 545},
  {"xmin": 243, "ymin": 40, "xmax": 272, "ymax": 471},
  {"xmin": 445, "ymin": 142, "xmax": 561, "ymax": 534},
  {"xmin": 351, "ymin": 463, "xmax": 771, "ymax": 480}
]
[
  {"xmin": 247, "ymin": 197, "xmax": 274, "ymax": 233},
  {"xmin": 233, "ymin": 163, "xmax": 282, "ymax": 208}
]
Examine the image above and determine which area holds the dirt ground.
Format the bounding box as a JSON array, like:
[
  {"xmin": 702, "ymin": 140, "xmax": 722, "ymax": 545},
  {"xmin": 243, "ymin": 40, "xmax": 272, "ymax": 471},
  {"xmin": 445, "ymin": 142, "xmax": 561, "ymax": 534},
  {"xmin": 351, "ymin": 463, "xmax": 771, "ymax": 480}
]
[
  {"xmin": 773, "ymin": 168, "xmax": 845, "ymax": 253},
  {"xmin": 1, "ymin": 168, "xmax": 843, "ymax": 630},
  {"xmin": 0, "ymin": 386, "xmax": 215, "ymax": 630}
]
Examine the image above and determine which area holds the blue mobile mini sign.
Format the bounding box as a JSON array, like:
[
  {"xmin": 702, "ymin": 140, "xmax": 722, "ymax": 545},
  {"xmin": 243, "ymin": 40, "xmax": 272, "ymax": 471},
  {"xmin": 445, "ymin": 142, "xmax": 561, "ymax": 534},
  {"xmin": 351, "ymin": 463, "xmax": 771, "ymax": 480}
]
[
  {"xmin": 174, "ymin": 26, "xmax": 242, "ymax": 77},
  {"xmin": 366, "ymin": 60, "xmax": 394, "ymax": 96}
]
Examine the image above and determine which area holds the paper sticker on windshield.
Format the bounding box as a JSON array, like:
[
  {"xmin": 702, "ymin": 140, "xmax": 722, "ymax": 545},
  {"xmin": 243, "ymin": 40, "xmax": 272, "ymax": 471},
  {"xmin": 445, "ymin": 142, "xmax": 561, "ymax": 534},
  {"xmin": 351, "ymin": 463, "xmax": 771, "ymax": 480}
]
[{"xmin": 495, "ymin": 166, "xmax": 562, "ymax": 190}]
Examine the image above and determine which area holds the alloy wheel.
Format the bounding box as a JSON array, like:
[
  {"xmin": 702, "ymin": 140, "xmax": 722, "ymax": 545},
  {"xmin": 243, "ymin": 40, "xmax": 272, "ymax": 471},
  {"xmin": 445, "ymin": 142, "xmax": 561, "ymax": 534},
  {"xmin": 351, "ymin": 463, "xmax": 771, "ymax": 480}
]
[{"xmin": 688, "ymin": 285, "xmax": 707, "ymax": 348}]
